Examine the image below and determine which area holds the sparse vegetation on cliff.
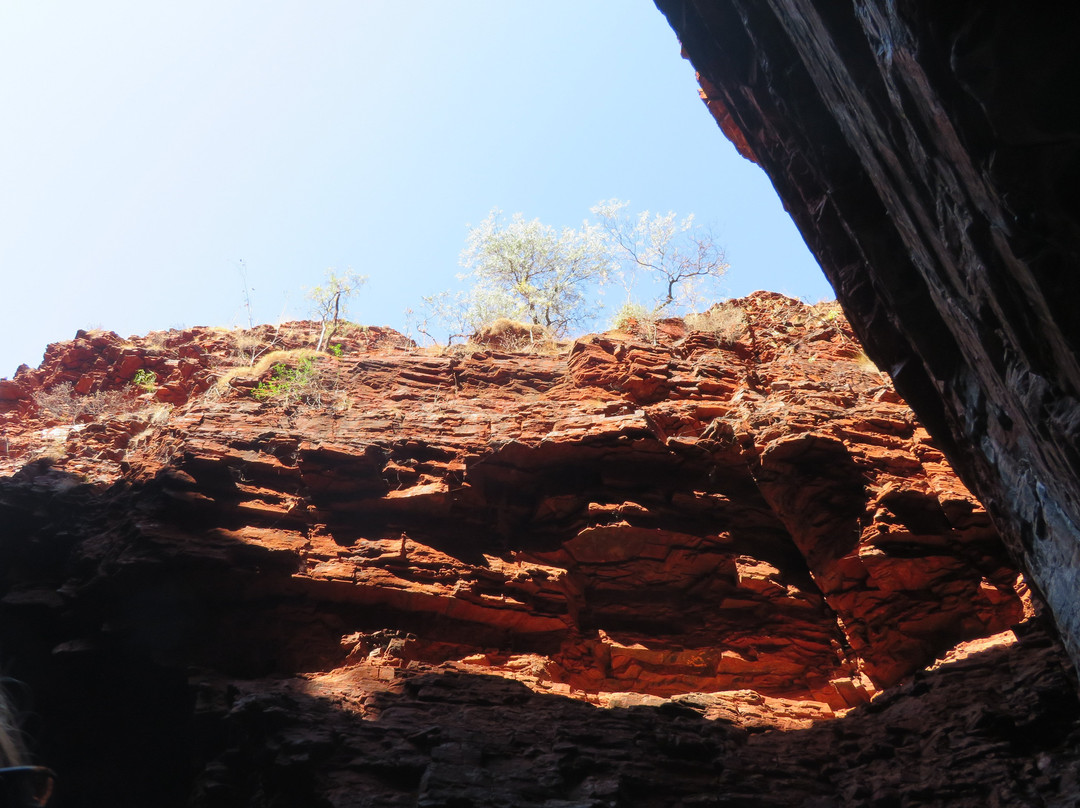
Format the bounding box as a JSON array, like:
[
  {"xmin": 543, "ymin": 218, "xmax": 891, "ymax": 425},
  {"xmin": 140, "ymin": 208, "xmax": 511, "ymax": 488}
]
[
  {"xmin": 454, "ymin": 210, "xmax": 612, "ymax": 339},
  {"xmin": 419, "ymin": 202, "xmax": 729, "ymax": 347},
  {"xmin": 594, "ymin": 198, "xmax": 729, "ymax": 318},
  {"xmin": 612, "ymin": 301, "xmax": 661, "ymax": 344},
  {"xmin": 684, "ymin": 303, "xmax": 747, "ymax": 347},
  {"xmin": 308, "ymin": 270, "xmax": 368, "ymax": 352},
  {"xmin": 252, "ymin": 358, "xmax": 324, "ymax": 406},
  {"xmin": 215, "ymin": 348, "xmax": 314, "ymax": 389},
  {"xmin": 132, "ymin": 369, "xmax": 157, "ymax": 393},
  {"xmin": 465, "ymin": 317, "xmax": 558, "ymax": 352},
  {"xmin": 32, "ymin": 383, "xmax": 132, "ymax": 424}
]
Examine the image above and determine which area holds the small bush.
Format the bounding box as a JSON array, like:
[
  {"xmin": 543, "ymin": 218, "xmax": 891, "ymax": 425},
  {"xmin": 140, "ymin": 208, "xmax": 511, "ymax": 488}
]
[
  {"xmin": 612, "ymin": 302, "xmax": 659, "ymax": 344},
  {"xmin": 428, "ymin": 341, "xmax": 478, "ymax": 359},
  {"xmin": 144, "ymin": 331, "xmax": 170, "ymax": 351},
  {"xmin": 132, "ymin": 369, "xmax": 157, "ymax": 393},
  {"xmin": 252, "ymin": 358, "xmax": 325, "ymax": 406},
  {"xmin": 32, "ymin": 383, "xmax": 132, "ymax": 423},
  {"xmin": 32, "ymin": 383, "xmax": 80, "ymax": 421}
]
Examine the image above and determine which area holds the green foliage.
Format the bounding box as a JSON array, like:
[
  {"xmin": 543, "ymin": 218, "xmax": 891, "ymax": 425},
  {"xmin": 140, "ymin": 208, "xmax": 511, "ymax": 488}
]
[
  {"xmin": 328, "ymin": 343, "xmax": 344, "ymax": 357},
  {"xmin": 132, "ymin": 369, "xmax": 157, "ymax": 393},
  {"xmin": 252, "ymin": 359, "xmax": 322, "ymax": 406}
]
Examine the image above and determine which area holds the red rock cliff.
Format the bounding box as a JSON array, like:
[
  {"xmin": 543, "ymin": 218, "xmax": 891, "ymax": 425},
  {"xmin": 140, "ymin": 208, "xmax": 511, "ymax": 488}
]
[{"xmin": 1, "ymin": 293, "xmax": 1075, "ymax": 806}]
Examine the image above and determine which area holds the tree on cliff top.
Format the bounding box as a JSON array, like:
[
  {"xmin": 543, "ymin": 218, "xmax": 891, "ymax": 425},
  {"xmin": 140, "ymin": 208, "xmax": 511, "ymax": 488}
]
[
  {"xmin": 418, "ymin": 203, "xmax": 729, "ymax": 347},
  {"xmin": 457, "ymin": 210, "xmax": 613, "ymax": 338},
  {"xmin": 308, "ymin": 269, "xmax": 367, "ymax": 352},
  {"xmin": 592, "ymin": 199, "xmax": 729, "ymax": 315}
]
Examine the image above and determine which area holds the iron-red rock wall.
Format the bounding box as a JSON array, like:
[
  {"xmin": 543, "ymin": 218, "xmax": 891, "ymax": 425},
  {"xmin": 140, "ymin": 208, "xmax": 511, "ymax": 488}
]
[
  {"xmin": 2, "ymin": 298, "xmax": 1064, "ymax": 804},
  {"xmin": 655, "ymin": 0, "xmax": 1080, "ymax": 672}
]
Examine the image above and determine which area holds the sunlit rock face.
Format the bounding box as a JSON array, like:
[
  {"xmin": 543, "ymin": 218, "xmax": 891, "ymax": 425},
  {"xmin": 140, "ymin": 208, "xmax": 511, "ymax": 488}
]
[
  {"xmin": 2, "ymin": 295, "xmax": 1076, "ymax": 805},
  {"xmin": 655, "ymin": 0, "xmax": 1080, "ymax": 677}
]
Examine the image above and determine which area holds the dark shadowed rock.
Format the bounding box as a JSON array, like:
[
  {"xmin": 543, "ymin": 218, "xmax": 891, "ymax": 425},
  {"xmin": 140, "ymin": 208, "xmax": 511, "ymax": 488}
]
[{"xmin": 655, "ymin": 0, "xmax": 1080, "ymax": 682}]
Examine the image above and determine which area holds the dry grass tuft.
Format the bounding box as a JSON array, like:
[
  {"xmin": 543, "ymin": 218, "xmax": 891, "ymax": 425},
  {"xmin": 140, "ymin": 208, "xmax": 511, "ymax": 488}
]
[
  {"xmin": 471, "ymin": 318, "xmax": 552, "ymax": 352},
  {"xmin": 853, "ymin": 350, "xmax": 882, "ymax": 372},
  {"xmin": 809, "ymin": 300, "xmax": 844, "ymax": 324},
  {"xmin": 32, "ymin": 383, "xmax": 135, "ymax": 424},
  {"xmin": 685, "ymin": 303, "xmax": 747, "ymax": 347},
  {"xmin": 231, "ymin": 327, "xmax": 283, "ymax": 366},
  {"xmin": 143, "ymin": 331, "xmax": 170, "ymax": 351}
]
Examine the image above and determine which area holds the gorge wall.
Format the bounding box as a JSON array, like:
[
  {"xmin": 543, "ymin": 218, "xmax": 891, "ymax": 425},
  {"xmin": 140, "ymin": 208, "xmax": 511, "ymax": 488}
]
[
  {"xmin": 1, "ymin": 295, "xmax": 1077, "ymax": 805},
  {"xmin": 653, "ymin": 0, "xmax": 1080, "ymax": 675}
]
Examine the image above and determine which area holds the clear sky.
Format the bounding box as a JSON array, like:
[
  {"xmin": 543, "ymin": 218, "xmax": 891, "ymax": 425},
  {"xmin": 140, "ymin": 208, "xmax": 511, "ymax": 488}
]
[{"xmin": 0, "ymin": 1, "xmax": 834, "ymax": 378}]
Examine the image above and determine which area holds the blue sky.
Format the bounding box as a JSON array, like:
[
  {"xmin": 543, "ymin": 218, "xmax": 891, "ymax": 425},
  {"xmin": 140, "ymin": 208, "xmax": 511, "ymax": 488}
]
[{"xmin": 0, "ymin": 1, "xmax": 833, "ymax": 377}]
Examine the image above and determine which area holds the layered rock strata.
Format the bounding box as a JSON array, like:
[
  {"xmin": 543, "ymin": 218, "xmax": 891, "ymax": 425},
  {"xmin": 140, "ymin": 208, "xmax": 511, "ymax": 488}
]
[
  {"xmin": 1, "ymin": 294, "xmax": 1070, "ymax": 804},
  {"xmin": 654, "ymin": 0, "xmax": 1080, "ymax": 674}
]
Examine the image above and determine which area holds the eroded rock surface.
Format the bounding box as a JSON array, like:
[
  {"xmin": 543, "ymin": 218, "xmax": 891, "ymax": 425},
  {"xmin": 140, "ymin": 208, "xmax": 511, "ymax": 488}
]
[
  {"xmin": 191, "ymin": 622, "xmax": 1079, "ymax": 807},
  {"xmin": 0, "ymin": 294, "xmax": 1073, "ymax": 806}
]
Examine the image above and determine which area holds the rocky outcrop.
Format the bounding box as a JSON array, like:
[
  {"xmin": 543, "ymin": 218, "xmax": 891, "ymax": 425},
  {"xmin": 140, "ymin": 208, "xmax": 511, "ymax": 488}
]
[
  {"xmin": 1, "ymin": 294, "xmax": 1071, "ymax": 805},
  {"xmin": 654, "ymin": 0, "xmax": 1080, "ymax": 676}
]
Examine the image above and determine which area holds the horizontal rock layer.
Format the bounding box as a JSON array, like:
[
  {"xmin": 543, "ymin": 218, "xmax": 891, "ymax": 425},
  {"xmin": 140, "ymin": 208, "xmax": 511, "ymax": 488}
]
[{"xmin": 0, "ymin": 294, "xmax": 1064, "ymax": 803}]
